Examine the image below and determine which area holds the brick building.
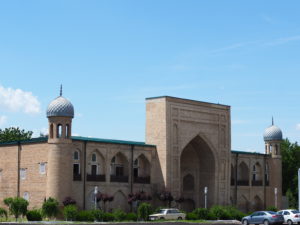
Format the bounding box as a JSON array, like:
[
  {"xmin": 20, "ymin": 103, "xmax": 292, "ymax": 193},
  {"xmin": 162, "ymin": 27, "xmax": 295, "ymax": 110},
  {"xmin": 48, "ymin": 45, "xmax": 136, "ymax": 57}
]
[{"xmin": 0, "ymin": 91, "xmax": 282, "ymax": 212}]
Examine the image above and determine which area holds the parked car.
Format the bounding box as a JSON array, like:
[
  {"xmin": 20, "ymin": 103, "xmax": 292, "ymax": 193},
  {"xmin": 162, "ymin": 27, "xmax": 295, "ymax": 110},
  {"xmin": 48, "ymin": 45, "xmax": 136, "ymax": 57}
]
[
  {"xmin": 242, "ymin": 211, "xmax": 284, "ymax": 225},
  {"xmin": 277, "ymin": 209, "xmax": 300, "ymax": 225},
  {"xmin": 148, "ymin": 208, "xmax": 186, "ymax": 220}
]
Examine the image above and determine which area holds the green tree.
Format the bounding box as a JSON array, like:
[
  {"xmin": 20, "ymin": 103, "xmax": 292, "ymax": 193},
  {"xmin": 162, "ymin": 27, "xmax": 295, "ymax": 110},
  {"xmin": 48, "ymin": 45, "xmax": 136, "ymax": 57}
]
[
  {"xmin": 42, "ymin": 197, "xmax": 59, "ymax": 219},
  {"xmin": 0, "ymin": 207, "xmax": 8, "ymax": 220},
  {"xmin": 281, "ymin": 139, "xmax": 300, "ymax": 208},
  {"xmin": 0, "ymin": 127, "xmax": 33, "ymax": 143},
  {"xmin": 137, "ymin": 202, "xmax": 152, "ymax": 221},
  {"xmin": 63, "ymin": 205, "xmax": 78, "ymax": 221},
  {"xmin": 3, "ymin": 197, "xmax": 29, "ymax": 221}
]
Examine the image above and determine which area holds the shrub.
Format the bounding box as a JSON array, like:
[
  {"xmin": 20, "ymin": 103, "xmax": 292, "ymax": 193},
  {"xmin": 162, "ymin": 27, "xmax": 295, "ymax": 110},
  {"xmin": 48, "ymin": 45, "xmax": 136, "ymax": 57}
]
[
  {"xmin": 63, "ymin": 205, "xmax": 78, "ymax": 221},
  {"xmin": 225, "ymin": 206, "xmax": 246, "ymax": 220},
  {"xmin": 126, "ymin": 212, "xmax": 137, "ymax": 221},
  {"xmin": 193, "ymin": 208, "xmax": 209, "ymax": 220},
  {"xmin": 0, "ymin": 208, "xmax": 7, "ymax": 220},
  {"xmin": 266, "ymin": 206, "xmax": 278, "ymax": 212},
  {"xmin": 209, "ymin": 205, "xmax": 230, "ymax": 220},
  {"xmin": 137, "ymin": 202, "xmax": 152, "ymax": 221},
  {"xmin": 26, "ymin": 210, "xmax": 42, "ymax": 221},
  {"xmin": 4, "ymin": 197, "xmax": 29, "ymax": 221},
  {"xmin": 91, "ymin": 209, "xmax": 104, "ymax": 221},
  {"xmin": 76, "ymin": 210, "xmax": 94, "ymax": 222},
  {"xmin": 102, "ymin": 212, "xmax": 114, "ymax": 221},
  {"xmin": 186, "ymin": 212, "xmax": 198, "ymax": 220},
  {"xmin": 113, "ymin": 208, "xmax": 126, "ymax": 221},
  {"xmin": 42, "ymin": 197, "xmax": 59, "ymax": 219}
]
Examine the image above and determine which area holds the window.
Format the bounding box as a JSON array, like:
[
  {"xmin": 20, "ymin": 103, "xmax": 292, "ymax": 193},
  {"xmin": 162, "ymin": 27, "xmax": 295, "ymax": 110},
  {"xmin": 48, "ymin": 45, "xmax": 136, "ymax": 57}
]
[
  {"xmin": 20, "ymin": 168, "xmax": 26, "ymax": 180},
  {"xmin": 74, "ymin": 151, "xmax": 79, "ymax": 160},
  {"xmin": 92, "ymin": 153, "xmax": 97, "ymax": 162},
  {"xmin": 133, "ymin": 159, "xmax": 139, "ymax": 177},
  {"xmin": 116, "ymin": 166, "xmax": 124, "ymax": 176},
  {"xmin": 23, "ymin": 192, "xmax": 29, "ymax": 201},
  {"xmin": 39, "ymin": 163, "xmax": 46, "ymax": 174},
  {"xmin": 66, "ymin": 124, "xmax": 70, "ymax": 138},
  {"xmin": 73, "ymin": 163, "xmax": 80, "ymax": 175},
  {"xmin": 57, "ymin": 124, "xmax": 62, "ymax": 138},
  {"xmin": 111, "ymin": 156, "xmax": 115, "ymax": 163},
  {"xmin": 91, "ymin": 165, "xmax": 97, "ymax": 175}
]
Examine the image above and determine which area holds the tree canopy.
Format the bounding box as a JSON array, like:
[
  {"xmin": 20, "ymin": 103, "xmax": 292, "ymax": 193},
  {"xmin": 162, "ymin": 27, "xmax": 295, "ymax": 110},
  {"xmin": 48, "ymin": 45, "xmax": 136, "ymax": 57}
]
[
  {"xmin": 281, "ymin": 138, "xmax": 300, "ymax": 208},
  {"xmin": 0, "ymin": 127, "xmax": 33, "ymax": 143}
]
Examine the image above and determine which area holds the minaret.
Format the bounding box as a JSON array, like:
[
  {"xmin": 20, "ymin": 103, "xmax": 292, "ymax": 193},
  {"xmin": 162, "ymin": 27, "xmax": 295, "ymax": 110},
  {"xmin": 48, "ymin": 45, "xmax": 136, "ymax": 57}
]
[
  {"xmin": 263, "ymin": 117, "xmax": 282, "ymax": 156},
  {"xmin": 263, "ymin": 117, "xmax": 283, "ymax": 209},
  {"xmin": 46, "ymin": 86, "xmax": 74, "ymax": 204}
]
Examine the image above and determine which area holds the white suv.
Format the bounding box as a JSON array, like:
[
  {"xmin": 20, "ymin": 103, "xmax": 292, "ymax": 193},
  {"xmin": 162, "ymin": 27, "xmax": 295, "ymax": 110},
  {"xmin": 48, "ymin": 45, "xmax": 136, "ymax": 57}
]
[
  {"xmin": 277, "ymin": 209, "xmax": 300, "ymax": 225},
  {"xmin": 149, "ymin": 208, "xmax": 186, "ymax": 220}
]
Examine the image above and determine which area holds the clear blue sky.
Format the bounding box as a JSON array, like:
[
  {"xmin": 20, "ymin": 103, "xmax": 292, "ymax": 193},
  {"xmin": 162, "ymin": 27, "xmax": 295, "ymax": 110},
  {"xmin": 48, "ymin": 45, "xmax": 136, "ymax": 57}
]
[{"xmin": 0, "ymin": 1, "xmax": 300, "ymax": 152}]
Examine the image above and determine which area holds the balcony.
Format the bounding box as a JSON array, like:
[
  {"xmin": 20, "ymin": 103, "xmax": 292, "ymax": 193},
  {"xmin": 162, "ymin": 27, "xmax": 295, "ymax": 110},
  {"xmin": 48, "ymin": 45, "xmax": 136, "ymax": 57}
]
[
  {"xmin": 252, "ymin": 180, "xmax": 263, "ymax": 186},
  {"xmin": 237, "ymin": 180, "xmax": 249, "ymax": 186},
  {"xmin": 110, "ymin": 175, "xmax": 128, "ymax": 183},
  {"xmin": 73, "ymin": 173, "xmax": 81, "ymax": 181},
  {"xmin": 134, "ymin": 176, "xmax": 150, "ymax": 184},
  {"xmin": 86, "ymin": 174, "xmax": 106, "ymax": 182}
]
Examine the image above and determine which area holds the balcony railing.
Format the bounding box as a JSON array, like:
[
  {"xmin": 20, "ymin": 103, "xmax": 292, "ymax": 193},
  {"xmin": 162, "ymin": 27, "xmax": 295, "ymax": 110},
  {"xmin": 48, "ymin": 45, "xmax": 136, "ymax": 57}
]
[
  {"xmin": 231, "ymin": 179, "xmax": 235, "ymax": 186},
  {"xmin": 237, "ymin": 180, "xmax": 249, "ymax": 186},
  {"xmin": 134, "ymin": 176, "xmax": 150, "ymax": 184},
  {"xmin": 73, "ymin": 173, "xmax": 81, "ymax": 181},
  {"xmin": 110, "ymin": 175, "xmax": 128, "ymax": 183},
  {"xmin": 86, "ymin": 174, "xmax": 106, "ymax": 182},
  {"xmin": 252, "ymin": 180, "xmax": 263, "ymax": 186}
]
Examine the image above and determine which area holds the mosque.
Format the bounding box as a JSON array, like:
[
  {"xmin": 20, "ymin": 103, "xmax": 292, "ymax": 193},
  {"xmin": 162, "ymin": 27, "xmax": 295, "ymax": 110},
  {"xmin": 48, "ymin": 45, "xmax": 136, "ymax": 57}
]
[{"xmin": 0, "ymin": 90, "xmax": 283, "ymax": 212}]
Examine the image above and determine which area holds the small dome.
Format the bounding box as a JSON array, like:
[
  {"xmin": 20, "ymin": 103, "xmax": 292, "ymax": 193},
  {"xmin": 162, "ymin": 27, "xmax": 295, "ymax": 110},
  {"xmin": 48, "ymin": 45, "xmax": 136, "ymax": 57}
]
[
  {"xmin": 47, "ymin": 96, "xmax": 74, "ymax": 118},
  {"xmin": 263, "ymin": 125, "xmax": 282, "ymax": 141}
]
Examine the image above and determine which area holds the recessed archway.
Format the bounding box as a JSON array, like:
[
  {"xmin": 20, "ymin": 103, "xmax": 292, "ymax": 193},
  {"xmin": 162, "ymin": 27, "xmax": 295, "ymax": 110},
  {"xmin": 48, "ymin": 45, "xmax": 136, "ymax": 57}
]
[{"xmin": 180, "ymin": 135, "xmax": 215, "ymax": 210}]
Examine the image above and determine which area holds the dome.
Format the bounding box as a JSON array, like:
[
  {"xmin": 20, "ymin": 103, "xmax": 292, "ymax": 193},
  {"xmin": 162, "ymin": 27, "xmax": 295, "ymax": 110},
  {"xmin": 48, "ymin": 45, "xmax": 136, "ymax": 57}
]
[
  {"xmin": 263, "ymin": 125, "xmax": 282, "ymax": 141},
  {"xmin": 47, "ymin": 96, "xmax": 74, "ymax": 118}
]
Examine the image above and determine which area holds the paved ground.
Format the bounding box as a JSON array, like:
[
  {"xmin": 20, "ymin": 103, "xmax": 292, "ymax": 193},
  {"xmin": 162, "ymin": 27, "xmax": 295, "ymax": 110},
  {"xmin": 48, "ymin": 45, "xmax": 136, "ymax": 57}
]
[{"xmin": 0, "ymin": 220, "xmax": 242, "ymax": 225}]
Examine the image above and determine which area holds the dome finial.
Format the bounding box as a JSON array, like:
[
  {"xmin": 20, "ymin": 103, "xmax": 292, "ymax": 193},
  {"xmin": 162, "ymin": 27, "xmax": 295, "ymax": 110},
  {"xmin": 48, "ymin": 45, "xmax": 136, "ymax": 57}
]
[
  {"xmin": 272, "ymin": 116, "xmax": 274, "ymax": 125},
  {"xmin": 60, "ymin": 85, "xmax": 62, "ymax": 96}
]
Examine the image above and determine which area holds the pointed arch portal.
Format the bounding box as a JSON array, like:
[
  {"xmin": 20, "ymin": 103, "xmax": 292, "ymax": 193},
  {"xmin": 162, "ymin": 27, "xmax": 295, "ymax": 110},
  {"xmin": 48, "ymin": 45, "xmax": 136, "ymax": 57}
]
[{"xmin": 180, "ymin": 135, "xmax": 216, "ymax": 210}]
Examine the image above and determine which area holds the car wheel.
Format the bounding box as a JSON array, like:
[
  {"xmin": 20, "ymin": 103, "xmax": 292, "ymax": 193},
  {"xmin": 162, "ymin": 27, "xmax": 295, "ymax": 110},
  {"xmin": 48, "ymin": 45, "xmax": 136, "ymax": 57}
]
[
  {"xmin": 288, "ymin": 220, "xmax": 293, "ymax": 225},
  {"xmin": 178, "ymin": 217, "xmax": 182, "ymax": 220},
  {"xmin": 264, "ymin": 220, "xmax": 270, "ymax": 225},
  {"xmin": 242, "ymin": 219, "xmax": 249, "ymax": 225}
]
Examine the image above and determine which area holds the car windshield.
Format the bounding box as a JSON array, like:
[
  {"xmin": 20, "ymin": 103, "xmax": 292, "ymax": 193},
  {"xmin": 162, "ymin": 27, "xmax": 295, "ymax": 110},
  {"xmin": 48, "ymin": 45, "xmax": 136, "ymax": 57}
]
[
  {"xmin": 158, "ymin": 210, "xmax": 167, "ymax": 214},
  {"xmin": 267, "ymin": 211, "xmax": 277, "ymax": 215},
  {"xmin": 292, "ymin": 210, "xmax": 300, "ymax": 214}
]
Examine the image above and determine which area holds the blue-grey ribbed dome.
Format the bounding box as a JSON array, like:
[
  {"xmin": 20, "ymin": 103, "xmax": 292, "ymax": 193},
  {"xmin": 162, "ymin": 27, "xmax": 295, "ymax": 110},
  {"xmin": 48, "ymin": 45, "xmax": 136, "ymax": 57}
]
[
  {"xmin": 263, "ymin": 125, "xmax": 282, "ymax": 141},
  {"xmin": 47, "ymin": 96, "xmax": 74, "ymax": 118}
]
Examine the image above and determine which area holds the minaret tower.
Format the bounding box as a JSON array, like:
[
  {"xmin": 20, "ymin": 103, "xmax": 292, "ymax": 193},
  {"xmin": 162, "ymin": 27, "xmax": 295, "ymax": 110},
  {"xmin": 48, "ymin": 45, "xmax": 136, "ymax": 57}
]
[
  {"xmin": 263, "ymin": 117, "xmax": 283, "ymax": 208},
  {"xmin": 263, "ymin": 117, "xmax": 282, "ymax": 156},
  {"xmin": 46, "ymin": 86, "xmax": 74, "ymax": 204}
]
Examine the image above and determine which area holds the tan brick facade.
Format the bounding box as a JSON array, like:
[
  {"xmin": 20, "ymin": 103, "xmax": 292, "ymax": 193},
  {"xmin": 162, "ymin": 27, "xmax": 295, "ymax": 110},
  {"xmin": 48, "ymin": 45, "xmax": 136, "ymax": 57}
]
[{"xmin": 0, "ymin": 96, "xmax": 282, "ymax": 212}]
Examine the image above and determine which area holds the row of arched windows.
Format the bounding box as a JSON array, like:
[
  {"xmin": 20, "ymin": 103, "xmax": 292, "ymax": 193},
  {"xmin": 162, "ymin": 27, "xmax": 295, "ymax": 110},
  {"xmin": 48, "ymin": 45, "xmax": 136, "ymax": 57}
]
[
  {"xmin": 231, "ymin": 161, "xmax": 269, "ymax": 186},
  {"xmin": 72, "ymin": 150, "xmax": 151, "ymax": 183}
]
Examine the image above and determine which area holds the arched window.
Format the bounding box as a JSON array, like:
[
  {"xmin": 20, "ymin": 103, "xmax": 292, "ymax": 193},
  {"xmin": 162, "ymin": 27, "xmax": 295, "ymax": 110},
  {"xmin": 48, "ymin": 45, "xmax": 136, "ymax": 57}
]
[
  {"xmin": 275, "ymin": 145, "xmax": 278, "ymax": 155},
  {"xmin": 252, "ymin": 165, "xmax": 256, "ymax": 181},
  {"xmin": 92, "ymin": 153, "xmax": 97, "ymax": 162},
  {"xmin": 265, "ymin": 163, "xmax": 269, "ymax": 185},
  {"xmin": 57, "ymin": 124, "xmax": 62, "ymax": 138},
  {"xmin": 183, "ymin": 174, "xmax": 195, "ymax": 191},
  {"xmin": 66, "ymin": 124, "xmax": 70, "ymax": 138},
  {"xmin": 50, "ymin": 124, "xmax": 53, "ymax": 139},
  {"xmin": 74, "ymin": 151, "xmax": 79, "ymax": 160}
]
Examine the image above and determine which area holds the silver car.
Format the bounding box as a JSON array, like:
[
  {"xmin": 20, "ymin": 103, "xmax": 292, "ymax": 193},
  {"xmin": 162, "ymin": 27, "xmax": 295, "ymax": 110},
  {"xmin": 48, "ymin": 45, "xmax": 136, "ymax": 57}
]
[
  {"xmin": 277, "ymin": 209, "xmax": 300, "ymax": 225},
  {"xmin": 242, "ymin": 211, "xmax": 284, "ymax": 225},
  {"xmin": 148, "ymin": 208, "xmax": 186, "ymax": 220}
]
